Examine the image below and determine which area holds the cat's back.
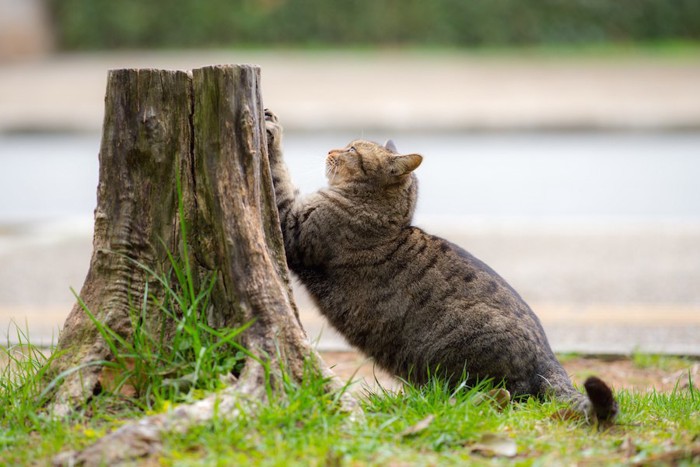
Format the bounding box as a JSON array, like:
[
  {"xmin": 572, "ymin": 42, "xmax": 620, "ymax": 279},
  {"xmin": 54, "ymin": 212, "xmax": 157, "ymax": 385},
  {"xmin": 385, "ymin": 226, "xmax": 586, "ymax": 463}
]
[{"xmin": 322, "ymin": 225, "xmax": 521, "ymax": 309}]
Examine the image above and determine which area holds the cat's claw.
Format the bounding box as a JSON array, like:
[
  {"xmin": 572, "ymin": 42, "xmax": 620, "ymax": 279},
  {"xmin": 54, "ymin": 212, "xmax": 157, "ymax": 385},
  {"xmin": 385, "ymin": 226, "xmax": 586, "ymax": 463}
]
[
  {"xmin": 264, "ymin": 108, "xmax": 281, "ymax": 139},
  {"xmin": 264, "ymin": 108, "xmax": 282, "ymax": 154},
  {"xmin": 264, "ymin": 108, "xmax": 279, "ymax": 124}
]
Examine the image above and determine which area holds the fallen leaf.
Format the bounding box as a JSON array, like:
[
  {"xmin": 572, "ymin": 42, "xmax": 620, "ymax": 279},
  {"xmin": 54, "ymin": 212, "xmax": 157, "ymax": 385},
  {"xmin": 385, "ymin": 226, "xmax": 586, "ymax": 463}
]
[
  {"xmin": 98, "ymin": 359, "xmax": 139, "ymax": 397},
  {"xmin": 468, "ymin": 433, "xmax": 517, "ymax": 458},
  {"xmin": 473, "ymin": 388, "xmax": 511, "ymax": 411},
  {"xmin": 489, "ymin": 388, "xmax": 511, "ymax": 410},
  {"xmin": 400, "ymin": 414, "xmax": 435, "ymax": 438}
]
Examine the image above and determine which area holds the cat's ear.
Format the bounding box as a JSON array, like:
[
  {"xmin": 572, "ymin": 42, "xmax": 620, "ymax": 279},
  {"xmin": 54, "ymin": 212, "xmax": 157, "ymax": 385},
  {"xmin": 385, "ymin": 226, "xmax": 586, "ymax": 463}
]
[
  {"xmin": 393, "ymin": 154, "xmax": 423, "ymax": 175},
  {"xmin": 384, "ymin": 139, "xmax": 398, "ymax": 153}
]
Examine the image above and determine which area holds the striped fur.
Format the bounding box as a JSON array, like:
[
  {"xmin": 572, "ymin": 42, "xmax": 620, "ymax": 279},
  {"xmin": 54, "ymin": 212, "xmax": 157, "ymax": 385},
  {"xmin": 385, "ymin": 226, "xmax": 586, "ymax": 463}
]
[{"xmin": 264, "ymin": 110, "xmax": 616, "ymax": 422}]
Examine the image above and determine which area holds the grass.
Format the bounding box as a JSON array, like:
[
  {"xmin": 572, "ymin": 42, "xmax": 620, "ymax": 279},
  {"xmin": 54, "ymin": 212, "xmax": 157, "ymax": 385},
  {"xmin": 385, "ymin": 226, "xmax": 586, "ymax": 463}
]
[
  {"xmin": 155, "ymin": 378, "xmax": 699, "ymax": 466},
  {"xmin": 631, "ymin": 351, "xmax": 697, "ymax": 372},
  {"xmin": 2, "ymin": 260, "xmax": 699, "ymax": 465},
  {"xmin": 2, "ymin": 322, "xmax": 699, "ymax": 466},
  {"xmin": 70, "ymin": 257, "xmax": 251, "ymax": 410}
]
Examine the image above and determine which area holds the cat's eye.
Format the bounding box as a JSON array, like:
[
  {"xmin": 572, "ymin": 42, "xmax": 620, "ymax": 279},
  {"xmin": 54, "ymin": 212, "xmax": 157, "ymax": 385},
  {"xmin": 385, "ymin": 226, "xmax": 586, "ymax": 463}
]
[{"xmin": 349, "ymin": 146, "xmax": 357, "ymax": 153}]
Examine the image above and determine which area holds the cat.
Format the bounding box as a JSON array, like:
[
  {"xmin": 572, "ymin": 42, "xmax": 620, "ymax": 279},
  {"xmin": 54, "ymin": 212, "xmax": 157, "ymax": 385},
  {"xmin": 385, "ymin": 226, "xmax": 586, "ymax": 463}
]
[{"xmin": 264, "ymin": 109, "xmax": 617, "ymax": 423}]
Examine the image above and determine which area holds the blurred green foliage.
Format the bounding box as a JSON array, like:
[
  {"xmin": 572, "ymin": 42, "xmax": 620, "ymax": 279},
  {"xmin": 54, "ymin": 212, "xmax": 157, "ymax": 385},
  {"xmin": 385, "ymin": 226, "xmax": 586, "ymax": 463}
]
[{"xmin": 50, "ymin": 0, "xmax": 700, "ymax": 50}]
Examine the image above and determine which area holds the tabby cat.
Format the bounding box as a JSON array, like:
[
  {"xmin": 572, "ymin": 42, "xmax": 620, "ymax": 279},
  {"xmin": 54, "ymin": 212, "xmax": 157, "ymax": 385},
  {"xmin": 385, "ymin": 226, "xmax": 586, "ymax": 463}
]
[{"xmin": 265, "ymin": 110, "xmax": 617, "ymax": 422}]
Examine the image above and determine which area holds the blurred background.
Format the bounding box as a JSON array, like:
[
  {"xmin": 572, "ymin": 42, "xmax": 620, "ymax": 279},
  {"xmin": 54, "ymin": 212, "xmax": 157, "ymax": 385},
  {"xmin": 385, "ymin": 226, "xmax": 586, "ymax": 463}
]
[{"xmin": 1, "ymin": 0, "xmax": 699, "ymax": 354}]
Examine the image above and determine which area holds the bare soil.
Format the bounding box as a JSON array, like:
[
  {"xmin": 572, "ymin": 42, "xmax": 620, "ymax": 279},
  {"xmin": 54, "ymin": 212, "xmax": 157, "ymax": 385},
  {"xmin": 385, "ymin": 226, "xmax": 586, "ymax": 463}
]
[{"xmin": 320, "ymin": 351, "xmax": 700, "ymax": 394}]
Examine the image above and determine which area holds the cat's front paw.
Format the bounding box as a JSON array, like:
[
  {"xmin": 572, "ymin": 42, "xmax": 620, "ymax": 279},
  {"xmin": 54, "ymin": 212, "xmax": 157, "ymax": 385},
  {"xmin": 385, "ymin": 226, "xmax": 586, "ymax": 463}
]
[{"xmin": 264, "ymin": 108, "xmax": 282, "ymax": 151}]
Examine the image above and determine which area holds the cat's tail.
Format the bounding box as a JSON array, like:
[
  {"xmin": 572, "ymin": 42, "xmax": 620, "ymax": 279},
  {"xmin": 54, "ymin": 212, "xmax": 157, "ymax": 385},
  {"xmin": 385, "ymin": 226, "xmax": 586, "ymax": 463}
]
[
  {"xmin": 583, "ymin": 375, "xmax": 618, "ymax": 422},
  {"xmin": 539, "ymin": 363, "xmax": 618, "ymax": 423}
]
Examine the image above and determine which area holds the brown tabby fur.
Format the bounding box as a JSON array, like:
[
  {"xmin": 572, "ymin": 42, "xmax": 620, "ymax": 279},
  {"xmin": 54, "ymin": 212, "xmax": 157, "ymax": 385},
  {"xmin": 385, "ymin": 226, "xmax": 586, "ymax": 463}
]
[{"xmin": 264, "ymin": 110, "xmax": 617, "ymax": 422}]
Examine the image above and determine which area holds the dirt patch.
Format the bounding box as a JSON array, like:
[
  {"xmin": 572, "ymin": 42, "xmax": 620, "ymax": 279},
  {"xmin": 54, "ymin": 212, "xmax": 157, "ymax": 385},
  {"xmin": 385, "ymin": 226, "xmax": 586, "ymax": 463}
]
[
  {"xmin": 320, "ymin": 351, "xmax": 700, "ymax": 394},
  {"xmin": 561, "ymin": 355, "xmax": 699, "ymax": 392}
]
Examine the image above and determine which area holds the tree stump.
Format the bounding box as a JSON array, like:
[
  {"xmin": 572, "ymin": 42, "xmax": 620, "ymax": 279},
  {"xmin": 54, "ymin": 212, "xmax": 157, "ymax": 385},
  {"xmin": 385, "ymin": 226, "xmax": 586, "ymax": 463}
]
[
  {"xmin": 48, "ymin": 65, "xmax": 355, "ymax": 465},
  {"xmin": 49, "ymin": 68, "xmax": 192, "ymax": 415}
]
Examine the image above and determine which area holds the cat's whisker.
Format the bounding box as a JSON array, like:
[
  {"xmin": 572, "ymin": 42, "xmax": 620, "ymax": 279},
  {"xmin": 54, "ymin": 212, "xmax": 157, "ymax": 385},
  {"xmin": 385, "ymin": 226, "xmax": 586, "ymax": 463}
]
[{"xmin": 326, "ymin": 162, "xmax": 340, "ymax": 185}]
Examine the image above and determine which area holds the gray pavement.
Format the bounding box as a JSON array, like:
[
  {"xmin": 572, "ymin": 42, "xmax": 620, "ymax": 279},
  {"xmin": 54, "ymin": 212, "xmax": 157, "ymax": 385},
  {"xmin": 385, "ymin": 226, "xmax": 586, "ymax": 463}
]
[{"xmin": 1, "ymin": 50, "xmax": 699, "ymax": 355}]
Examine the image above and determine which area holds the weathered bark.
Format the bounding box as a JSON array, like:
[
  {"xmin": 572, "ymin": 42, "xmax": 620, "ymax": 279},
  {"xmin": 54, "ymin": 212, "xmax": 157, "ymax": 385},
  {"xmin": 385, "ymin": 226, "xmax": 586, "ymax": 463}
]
[
  {"xmin": 50, "ymin": 68, "xmax": 191, "ymax": 415},
  {"xmin": 49, "ymin": 65, "xmax": 357, "ymax": 466},
  {"xmin": 188, "ymin": 65, "xmax": 309, "ymax": 380}
]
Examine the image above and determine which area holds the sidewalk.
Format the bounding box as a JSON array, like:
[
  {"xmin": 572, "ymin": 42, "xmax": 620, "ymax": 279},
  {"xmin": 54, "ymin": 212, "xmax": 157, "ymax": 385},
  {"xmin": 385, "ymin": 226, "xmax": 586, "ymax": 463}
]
[{"xmin": 1, "ymin": 50, "xmax": 700, "ymax": 132}]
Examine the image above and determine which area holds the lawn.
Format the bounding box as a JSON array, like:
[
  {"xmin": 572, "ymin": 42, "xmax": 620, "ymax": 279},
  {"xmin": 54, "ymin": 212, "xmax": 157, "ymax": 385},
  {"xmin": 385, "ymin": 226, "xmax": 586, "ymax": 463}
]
[{"xmin": 1, "ymin": 331, "xmax": 698, "ymax": 466}]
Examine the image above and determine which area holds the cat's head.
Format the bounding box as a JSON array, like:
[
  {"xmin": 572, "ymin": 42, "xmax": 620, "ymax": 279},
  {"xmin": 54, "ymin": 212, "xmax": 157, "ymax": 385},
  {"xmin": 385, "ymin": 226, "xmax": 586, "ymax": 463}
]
[{"xmin": 326, "ymin": 139, "xmax": 423, "ymax": 188}]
